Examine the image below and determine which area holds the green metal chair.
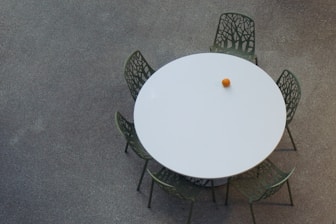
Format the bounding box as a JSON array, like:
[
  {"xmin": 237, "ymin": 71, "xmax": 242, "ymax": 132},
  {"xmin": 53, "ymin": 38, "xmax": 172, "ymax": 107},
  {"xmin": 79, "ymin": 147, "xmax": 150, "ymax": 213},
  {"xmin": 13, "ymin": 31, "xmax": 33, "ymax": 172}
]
[
  {"xmin": 225, "ymin": 159, "xmax": 295, "ymax": 224},
  {"xmin": 115, "ymin": 111, "xmax": 153, "ymax": 191},
  {"xmin": 147, "ymin": 167, "xmax": 214, "ymax": 224},
  {"xmin": 184, "ymin": 178, "xmax": 216, "ymax": 203},
  {"xmin": 124, "ymin": 50, "xmax": 155, "ymax": 100},
  {"xmin": 210, "ymin": 12, "xmax": 258, "ymax": 65},
  {"xmin": 276, "ymin": 69, "xmax": 301, "ymax": 151}
]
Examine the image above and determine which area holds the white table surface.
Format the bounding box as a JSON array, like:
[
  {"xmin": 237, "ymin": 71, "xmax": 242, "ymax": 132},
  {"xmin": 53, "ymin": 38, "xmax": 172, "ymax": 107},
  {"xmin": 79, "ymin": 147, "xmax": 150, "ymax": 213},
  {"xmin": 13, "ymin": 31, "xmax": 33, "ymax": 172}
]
[{"xmin": 134, "ymin": 53, "xmax": 286, "ymax": 179}]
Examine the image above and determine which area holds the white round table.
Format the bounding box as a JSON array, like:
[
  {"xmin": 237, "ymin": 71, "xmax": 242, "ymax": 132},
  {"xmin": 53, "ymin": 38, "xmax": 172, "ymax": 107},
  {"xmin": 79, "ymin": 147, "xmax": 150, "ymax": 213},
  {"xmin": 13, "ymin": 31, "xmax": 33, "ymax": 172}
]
[{"xmin": 134, "ymin": 53, "xmax": 286, "ymax": 179}]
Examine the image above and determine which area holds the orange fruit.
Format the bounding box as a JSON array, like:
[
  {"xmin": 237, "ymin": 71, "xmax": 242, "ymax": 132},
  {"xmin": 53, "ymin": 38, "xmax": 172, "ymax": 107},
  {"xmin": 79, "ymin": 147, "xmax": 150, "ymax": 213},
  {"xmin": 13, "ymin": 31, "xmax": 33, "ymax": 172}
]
[{"xmin": 222, "ymin": 78, "xmax": 230, "ymax": 87}]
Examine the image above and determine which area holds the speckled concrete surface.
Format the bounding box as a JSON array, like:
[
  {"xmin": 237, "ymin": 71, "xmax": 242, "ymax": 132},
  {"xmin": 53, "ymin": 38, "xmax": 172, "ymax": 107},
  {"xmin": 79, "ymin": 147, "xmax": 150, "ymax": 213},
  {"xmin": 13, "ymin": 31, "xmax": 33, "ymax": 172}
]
[{"xmin": 0, "ymin": 1, "xmax": 335, "ymax": 223}]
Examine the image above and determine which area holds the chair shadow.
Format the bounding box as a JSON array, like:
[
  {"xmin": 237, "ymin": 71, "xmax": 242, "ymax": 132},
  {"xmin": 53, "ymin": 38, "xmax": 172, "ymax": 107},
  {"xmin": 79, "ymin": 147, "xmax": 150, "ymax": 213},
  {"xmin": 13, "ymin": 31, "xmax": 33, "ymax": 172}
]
[
  {"xmin": 257, "ymin": 201, "xmax": 293, "ymax": 207},
  {"xmin": 275, "ymin": 148, "xmax": 296, "ymax": 152}
]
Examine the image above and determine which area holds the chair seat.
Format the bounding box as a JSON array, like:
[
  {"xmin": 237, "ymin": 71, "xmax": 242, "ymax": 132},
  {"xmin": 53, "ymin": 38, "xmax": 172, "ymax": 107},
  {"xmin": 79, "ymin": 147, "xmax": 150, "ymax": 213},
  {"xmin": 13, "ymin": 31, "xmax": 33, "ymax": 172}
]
[
  {"xmin": 210, "ymin": 45, "xmax": 257, "ymax": 64},
  {"xmin": 147, "ymin": 167, "xmax": 214, "ymax": 224},
  {"xmin": 229, "ymin": 159, "xmax": 295, "ymax": 203},
  {"xmin": 152, "ymin": 168, "xmax": 204, "ymax": 201},
  {"xmin": 129, "ymin": 134, "xmax": 153, "ymax": 160},
  {"xmin": 225, "ymin": 159, "xmax": 295, "ymax": 223},
  {"xmin": 230, "ymin": 174, "xmax": 287, "ymax": 203}
]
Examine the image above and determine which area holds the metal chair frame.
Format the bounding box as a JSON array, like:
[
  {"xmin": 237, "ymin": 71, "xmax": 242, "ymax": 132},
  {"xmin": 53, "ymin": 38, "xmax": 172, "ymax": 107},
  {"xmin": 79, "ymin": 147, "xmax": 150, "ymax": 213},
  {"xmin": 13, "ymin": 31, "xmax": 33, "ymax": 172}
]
[
  {"xmin": 276, "ymin": 69, "xmax": 301, "ymax": 151},
  {"xmin": 124, "ymin": 50, "xmax": 155, "ymax": 100},
  {"xmin": 115, "ymin": 111, "xmax": 152, "ymax": 191},
  {"xmin": 225, "ymin": 159, "xmax": 295, "ymax": 224},
  {"xmin": 147, "ymin": 168, "xmax": 214, "ymax": 224}
]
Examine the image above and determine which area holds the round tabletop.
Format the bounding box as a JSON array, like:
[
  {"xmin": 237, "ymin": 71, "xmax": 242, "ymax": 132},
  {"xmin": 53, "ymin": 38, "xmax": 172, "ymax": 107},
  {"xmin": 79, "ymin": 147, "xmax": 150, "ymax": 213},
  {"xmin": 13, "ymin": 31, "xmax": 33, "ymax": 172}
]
[{"xmin": 134, "ymin": 53, "xmax": 286, "ymax": 179}]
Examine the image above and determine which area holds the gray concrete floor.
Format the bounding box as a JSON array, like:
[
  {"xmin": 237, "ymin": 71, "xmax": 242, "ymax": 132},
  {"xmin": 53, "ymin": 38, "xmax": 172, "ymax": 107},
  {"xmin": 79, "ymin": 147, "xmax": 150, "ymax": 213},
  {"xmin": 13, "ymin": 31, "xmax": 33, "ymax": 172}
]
[{"xmin": 0, "ymin": 0, "xmax": 335, "ymax": 223}]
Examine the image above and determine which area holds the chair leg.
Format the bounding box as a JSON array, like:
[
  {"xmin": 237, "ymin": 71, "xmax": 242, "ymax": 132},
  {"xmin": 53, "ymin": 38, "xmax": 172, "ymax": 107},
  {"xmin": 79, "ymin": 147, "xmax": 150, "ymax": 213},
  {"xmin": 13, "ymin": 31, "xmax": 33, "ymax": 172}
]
[
  {"xmin": 210, "ymin": 180, "xmax": 216, "ymax": 203},
  {"xmin": 225, "ymin": 178, "xmax": 230, "ymax": 205},
  {"xmin": 249, "ymin": 203, "xmax": 257, "ymax": 224},
  {"xmin": 286, "ymin": 180, "xmax": 294, "ymax": 206},
  {"xmin": 186, "ymin": 201, "xmax": 194, "ymax": 224},
  {"xmin": 286, "ymin": 126, "xmax": 297, "ymax": 151},
  {"xmin": 147, "ymin": 179, "xmax": 155, "ymax": 208},
  {"xmin": 256, "ymin": 165, "xmax": 261, "ymax": 177},
  {"xmin": 137, "ymin": 160, "xmax": 149, "ymax": 191},
  {"xmin": 124, "ymin": 142, "xmax": 129, "ymax": 153}
]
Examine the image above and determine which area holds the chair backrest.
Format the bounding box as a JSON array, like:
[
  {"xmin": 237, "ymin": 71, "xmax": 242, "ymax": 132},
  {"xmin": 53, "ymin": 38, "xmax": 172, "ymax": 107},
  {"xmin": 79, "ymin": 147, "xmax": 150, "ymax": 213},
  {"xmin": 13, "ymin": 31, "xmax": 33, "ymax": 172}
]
[
  {"xmin": 276, "ymin": 69, "xmax": 301, "ymax": 124},
  {"xmin": 212, "ymin": 12, "xmax": 255, "ymax": 55},
  {"xmin": 115, "ymin": 111, "xmax": 135, "ymax": 141},
  {"xmin": 115, "ymin": 111, "xmax": 149, "ymax": 158},
  {"xmin": 124, "ymin": 50, "xmax": 155, "ymax": 100}
]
